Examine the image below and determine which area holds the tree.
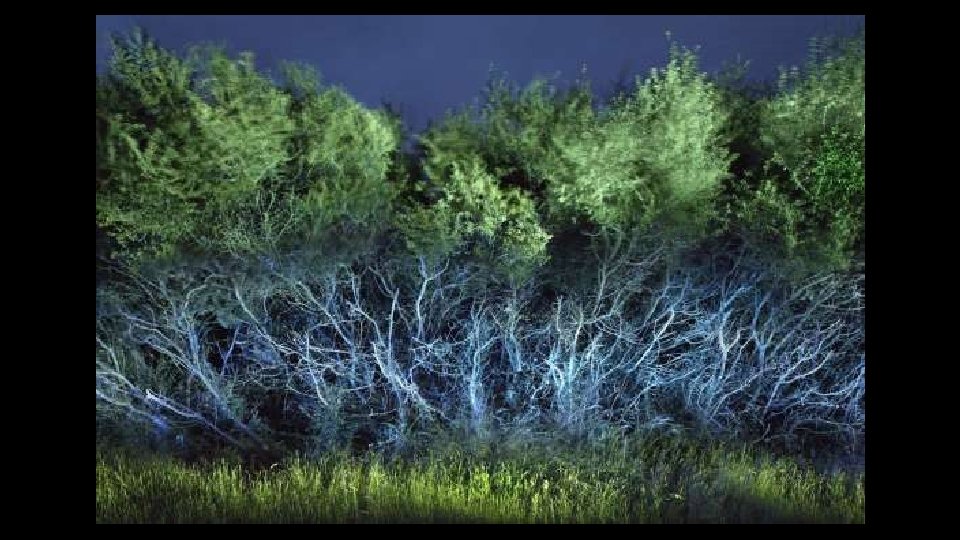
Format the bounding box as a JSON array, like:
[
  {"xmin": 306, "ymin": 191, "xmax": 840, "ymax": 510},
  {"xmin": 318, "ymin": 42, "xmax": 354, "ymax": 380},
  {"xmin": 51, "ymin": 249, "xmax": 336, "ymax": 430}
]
[
  {"xmin": 97, "ymin": 31, "xmax": 400, "ymax": 267},
  {"xmin": 544, "ymin": 42, "xmax": 732, "ymax": 241},
  {"xmin": 732, "ymin": 32, "xmax": 865, "ymax": 274}
]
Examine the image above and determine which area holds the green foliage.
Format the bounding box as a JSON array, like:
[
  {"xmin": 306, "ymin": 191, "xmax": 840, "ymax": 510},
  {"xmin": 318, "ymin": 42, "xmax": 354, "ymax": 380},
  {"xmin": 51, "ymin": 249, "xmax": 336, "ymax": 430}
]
[
  {"xmin": 97, "ymin": 434, "xmax": 864, "ymax": 523},
  {"xmin": 188, "ymin": 47, "xmax": 293, "ymax": 190},
  {"xmin": 761, "ymin": 33, "xmax": 865, "ymax": 172},
  {"xmin": 546, "ymin": 44, "xmax": 732, "ymax": 238},
  {"xmin": 736, "ymin": 127, "xmax": 864, "ymax": 273},
  {"xmin": 406, "ymin": 43, "xmax": 732, "ymax": 279},
  {"xmin": 97, "ymin": 31, "xmax": 292, "ymax": 261},
  {"xmin": 97, "ymin": 30, "xmax": 399, "ymax": 265},
  {"xmin": 97, "ymin": 28, "xmax": 862, "ymax": 276},
  {"xmin": 280, "ymin": 74, "xmax": 399, "ymax": 238},
  {"xmin": 96, "ymin": 30, "xmax": 206, "ymax": 261},
  {"xmin": 734, "ymin": 32, "xmax": 865, "ymax": 273},
  {"xmin": 397, "ymin": 154, "xmax": 550, "ymax": 283},
  {"xmin": 712, "ymin": 57, "xmax": 774, "ymax": 179},
  {"xmin": 411, "ymin": 73, "xmax": 596, "ymax": 268},
  {"xmin": 479, "ymin": 74, "xmax": 596, "ymax": 188}
]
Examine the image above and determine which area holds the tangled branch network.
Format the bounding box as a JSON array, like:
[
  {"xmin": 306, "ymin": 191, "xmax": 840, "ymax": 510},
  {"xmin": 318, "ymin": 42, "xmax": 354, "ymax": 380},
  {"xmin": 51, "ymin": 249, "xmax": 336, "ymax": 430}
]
[{"xmin": 97, "ymin": 249, "xmax": 864, "ymax": 455}]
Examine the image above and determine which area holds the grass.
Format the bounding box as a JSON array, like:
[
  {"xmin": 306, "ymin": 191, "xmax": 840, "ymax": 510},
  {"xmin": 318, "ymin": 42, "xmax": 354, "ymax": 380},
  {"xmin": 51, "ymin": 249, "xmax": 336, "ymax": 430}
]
[{"xmin": 96, "ymin": 435, "xmax": 864, "ymax": 523}]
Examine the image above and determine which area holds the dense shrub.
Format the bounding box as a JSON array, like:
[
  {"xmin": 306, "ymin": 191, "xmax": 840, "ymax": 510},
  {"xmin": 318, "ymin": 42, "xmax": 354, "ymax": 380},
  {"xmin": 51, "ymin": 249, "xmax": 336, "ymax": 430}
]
[
  {"xmin": 401, "ymin": 42, "xmax": 734, "ymax": 287},
  {"xmin": 397, "ymin": 153, "xmax": 551, "ymax": 284},
  {"xmin": 732, "ymin": 32, "xmax": 865, "ymax": 274},
  {"xmin": 97, "ymin": 30, "xmax": 865, "ymax": 464},
  {"xmin": 545, "ymin": 44, "xmax": 732, "ymax": 239},
  {"xmin": 97, "ymin": 30, "xmax": 399, "ymax": 265},
  {"xmin": 97, "ymin": 253, "xmax": 864, "ymax": 458}
]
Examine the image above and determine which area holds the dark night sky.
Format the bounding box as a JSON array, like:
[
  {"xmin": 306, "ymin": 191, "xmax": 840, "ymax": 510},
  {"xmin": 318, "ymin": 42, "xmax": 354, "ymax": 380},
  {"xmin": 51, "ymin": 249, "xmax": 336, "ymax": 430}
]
[{"xmin": 95, "ymin": 15, "xmax": 864, "ymax": 135}]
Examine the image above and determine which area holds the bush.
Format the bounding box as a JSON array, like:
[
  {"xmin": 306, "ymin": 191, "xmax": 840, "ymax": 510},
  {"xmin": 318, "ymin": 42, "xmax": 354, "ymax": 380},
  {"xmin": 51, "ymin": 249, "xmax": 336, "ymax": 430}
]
[
  {"xmin": 397, "ymin": 153, "xmax": 550, "ymax": 284},
  {"xmin": 97, "ymin": 30, "xmax": 399, "ymax": 265},
  {"xmin": 96, "ymin": 30, "xmax": 865, "ymax": 467},
  {"xmin": 97, "ymin": 254, "xmax": 864, "ymax": 458},
  {"xmin": 733, "ymin": 32, "xmax": 865, "ymax": 274},
  {"xmin": 404, "ymin": 43, "xmax": 732, "ymax": 283},
  {"xmin": 545, "ymin": 43, "xmax": 732, "ymax": 240},
  {"xmin": 96, "ymin": 31, "xmax": 292, "ymax": 262}
]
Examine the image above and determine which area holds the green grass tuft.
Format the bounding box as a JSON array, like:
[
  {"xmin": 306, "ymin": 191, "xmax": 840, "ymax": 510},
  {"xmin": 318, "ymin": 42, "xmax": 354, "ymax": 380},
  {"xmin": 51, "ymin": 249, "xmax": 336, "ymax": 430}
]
[{"xmin": 96, "ymin": 436, "xmax": 863, "ymax": 524}]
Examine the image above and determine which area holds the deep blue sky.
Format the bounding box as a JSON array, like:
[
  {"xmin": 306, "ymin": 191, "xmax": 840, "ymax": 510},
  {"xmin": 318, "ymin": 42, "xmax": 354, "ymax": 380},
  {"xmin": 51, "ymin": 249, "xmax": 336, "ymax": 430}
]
[{"xmin": 96, "ymin": 15, "xmax": 864, "ymax": 135}]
